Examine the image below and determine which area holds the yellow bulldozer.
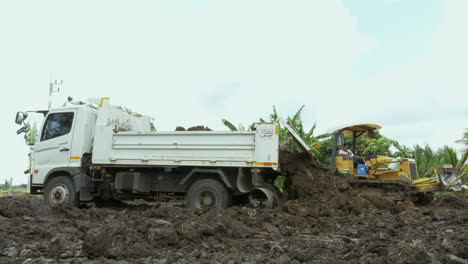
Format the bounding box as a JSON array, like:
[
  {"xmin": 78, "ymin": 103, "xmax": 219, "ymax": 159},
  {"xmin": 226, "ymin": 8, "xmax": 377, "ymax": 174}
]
[
  {"xmin": 279, "ymin": 119, "xmax": 465, "ymax": 202},
  {"xmin": 328, "ymin": 124, "xmax": 464, "ymax": 201}
]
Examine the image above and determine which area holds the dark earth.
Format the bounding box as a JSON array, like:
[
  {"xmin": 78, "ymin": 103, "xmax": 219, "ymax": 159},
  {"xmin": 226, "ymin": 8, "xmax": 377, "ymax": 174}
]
[{"xmin": 1, "ymin": 151, "xmax": 467, "ymax": 264}]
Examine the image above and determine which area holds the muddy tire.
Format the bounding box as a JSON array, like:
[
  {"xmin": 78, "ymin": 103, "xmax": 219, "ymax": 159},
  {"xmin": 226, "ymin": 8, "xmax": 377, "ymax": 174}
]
[
  {"xmin": 186, "ymin": 179, "xmax": 232, "ymax": 209},
  {"xmin": 44, "ymin": 176, "xmax": 78, "ymax": 206}
]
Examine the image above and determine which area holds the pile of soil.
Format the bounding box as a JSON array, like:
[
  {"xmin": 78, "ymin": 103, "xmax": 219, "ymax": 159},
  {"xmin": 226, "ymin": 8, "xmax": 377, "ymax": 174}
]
[
  {"xmin": 433, "ymin": 195, "xmax": 468, "ymax": 209},
  {"xmin": 1, "ymin": 195, "xmax": 467, "ymax": 264},
  {"xmin": 280, "ymin": 151, "xmax": 401, "ymax": 217},
  {"xmin": 175, "ymin": 126, "xmax": 213, "ymax": 131},
  {"xmin": 0, "ymin": 151, "xmax": 467, "ymax": 263}
]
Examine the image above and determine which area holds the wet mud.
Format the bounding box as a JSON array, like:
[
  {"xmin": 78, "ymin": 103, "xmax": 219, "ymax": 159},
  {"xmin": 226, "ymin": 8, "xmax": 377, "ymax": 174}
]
[{"xmin": 1, "ymin": 151, "xmax": 467, "ymax": 263}]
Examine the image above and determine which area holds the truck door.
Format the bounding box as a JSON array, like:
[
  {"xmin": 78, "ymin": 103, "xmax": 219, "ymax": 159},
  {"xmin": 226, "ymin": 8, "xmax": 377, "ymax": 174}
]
[{"xmin": 32, "ymin": 110, "xmax": 76, "ymax": 185}]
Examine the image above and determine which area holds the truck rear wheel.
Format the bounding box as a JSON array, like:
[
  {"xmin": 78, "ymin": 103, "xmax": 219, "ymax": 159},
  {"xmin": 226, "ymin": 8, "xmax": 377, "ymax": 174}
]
[
  {"xmin": 186, "ymin": 179, "xmax": 232, "ymax": 209},
  {"xmin": 44, "ymin": 176, "xmax": 78, "ymax": 206}
]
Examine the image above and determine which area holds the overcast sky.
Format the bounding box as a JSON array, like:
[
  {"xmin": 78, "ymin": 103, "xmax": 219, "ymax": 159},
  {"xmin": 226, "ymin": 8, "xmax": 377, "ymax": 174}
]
[{"xmin": 1, "ymin": 0, "xmax": 467, "ymax": 185}]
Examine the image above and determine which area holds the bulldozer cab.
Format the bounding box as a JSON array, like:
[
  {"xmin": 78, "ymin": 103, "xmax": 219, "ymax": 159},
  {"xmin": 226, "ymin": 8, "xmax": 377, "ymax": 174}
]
[
  {"xmin": 329, "ymin": 123, "xmax": 382, "ymax": 168},
  {"xmin": 329, "ymin": 123, "xmax": 418, "ymax": 182}
]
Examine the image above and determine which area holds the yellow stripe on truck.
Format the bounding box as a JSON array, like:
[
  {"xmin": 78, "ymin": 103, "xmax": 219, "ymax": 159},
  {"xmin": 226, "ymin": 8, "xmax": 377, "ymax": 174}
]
[
  {"xmin": 70, "ymin": 157, "xmax": 80, "ymax": 160},
  {"xmin": 255, "ymin": 162, "xmax": 277, "ymax": 166}
]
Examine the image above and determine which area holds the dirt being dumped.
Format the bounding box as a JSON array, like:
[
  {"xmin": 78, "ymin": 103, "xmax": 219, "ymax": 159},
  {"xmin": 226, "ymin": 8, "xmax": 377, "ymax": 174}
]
[
  {"xmin": 280, "ymin": 151, "xmax": 402, "ymax": 217},
  {"xmin": 1, "ymin": 151, "xmax": 468, "ymax": 263}
]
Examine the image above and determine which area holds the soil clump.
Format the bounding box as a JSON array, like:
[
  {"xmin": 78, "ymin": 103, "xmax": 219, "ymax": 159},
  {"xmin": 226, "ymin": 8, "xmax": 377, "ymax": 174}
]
[{"xmin": 175, "ymin": 126, "xmax": 212, "ymax": 131}]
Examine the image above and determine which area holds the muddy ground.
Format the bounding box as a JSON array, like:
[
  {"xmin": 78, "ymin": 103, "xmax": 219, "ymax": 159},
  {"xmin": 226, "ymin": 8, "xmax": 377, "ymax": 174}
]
[{"xmin": 1, "ymin": 152, "xmax": 467, "ymax": 264}]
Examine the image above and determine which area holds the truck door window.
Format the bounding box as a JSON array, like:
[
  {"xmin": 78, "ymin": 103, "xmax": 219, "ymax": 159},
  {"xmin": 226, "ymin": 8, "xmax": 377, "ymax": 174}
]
[{"xmin": 41, "ymin": 112, "xmax": 74, "ymax": 141}]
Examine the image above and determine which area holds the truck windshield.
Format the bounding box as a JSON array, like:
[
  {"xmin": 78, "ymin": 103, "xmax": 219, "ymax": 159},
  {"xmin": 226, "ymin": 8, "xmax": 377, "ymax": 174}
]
[{"xmin": 41, "ymin": 112, "xmax": 74, "ymax": 141}]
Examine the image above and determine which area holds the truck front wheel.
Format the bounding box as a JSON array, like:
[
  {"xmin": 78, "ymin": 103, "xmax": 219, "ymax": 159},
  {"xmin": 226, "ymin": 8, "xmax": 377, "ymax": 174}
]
[
  {"xmin": 44, "ymin": 176, "xmax": 78, "ymax": 206},
  {"xmin": 186, "ymin": 179, "xmax": 231, "ymax": 209}
]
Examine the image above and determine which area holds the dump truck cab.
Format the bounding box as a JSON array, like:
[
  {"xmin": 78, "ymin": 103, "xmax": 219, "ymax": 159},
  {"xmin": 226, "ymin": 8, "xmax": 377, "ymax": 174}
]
[
  {"xmin": 15, "ymin": 100, "xmax": 105, "ymax": 195},
  {"xmin": 32, "ymin": 105, "xmax": 97, "ymax": 190}
]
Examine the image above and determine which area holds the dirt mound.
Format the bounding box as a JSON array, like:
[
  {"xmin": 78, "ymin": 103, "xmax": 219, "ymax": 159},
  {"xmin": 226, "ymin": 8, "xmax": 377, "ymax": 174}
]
[
  {"xmin": 175, "ymin": 126, "xmax": 213, "ymax": 131},
  {"xmin": 0, "ymin": 151, "xmax": 467, "ymax": 263},
  {"xmin": 280, "ymin": 151, "xmax": 350, "ymax": 199},
  {"xmin": 279, "ymin": 151, "xmax": 396, "ymax": 217},
  {"xmin": 433, "ymin": 195, "xmax": 468, "ymax": 209},
  {"xmin": 0, "ymin": 196, "xmax": 49, "ymax": 218},
  {"xmin": 1, "ymin": 197, "xmax": 467, "ymax": 263},
  {"xmin": 187, "ymin": 126, "xmax": 212, "ymax": 131}
]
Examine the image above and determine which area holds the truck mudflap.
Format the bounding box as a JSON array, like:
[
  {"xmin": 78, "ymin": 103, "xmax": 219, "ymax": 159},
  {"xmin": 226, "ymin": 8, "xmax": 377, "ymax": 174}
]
[{"xmin": 236, "ymin": 168, "xmax": 279, "ymax": 208}]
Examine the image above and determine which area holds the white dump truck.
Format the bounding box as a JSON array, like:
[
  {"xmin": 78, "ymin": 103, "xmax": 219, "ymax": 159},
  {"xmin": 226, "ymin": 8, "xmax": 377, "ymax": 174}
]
[{"xmin": 15, "ymin": 98, "xmax": 283, "ymax": 208}]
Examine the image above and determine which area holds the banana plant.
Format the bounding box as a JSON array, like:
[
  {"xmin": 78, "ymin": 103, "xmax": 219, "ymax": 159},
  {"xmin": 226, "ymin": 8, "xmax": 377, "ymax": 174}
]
[
  {"xmin": 24, "ymin": 122, "xmax": 38, "ymax": 146},
  {"xmin": 221, "ymin": 119, "xmax": 246, "ymax": 131},
  {"xmin": 221, "ymin": 105, "xmax": 328, "ymax": 155},
  {"xmin": 361, "ymin": 137, "xmax": 395, "ymax": 156},
  {"xmin": 393, "ymin": 141, "xmax": 413, "ymax": 158},
  {"xmin": 22, "ymin": 121, "xmax": 38, "ymax": 174}
]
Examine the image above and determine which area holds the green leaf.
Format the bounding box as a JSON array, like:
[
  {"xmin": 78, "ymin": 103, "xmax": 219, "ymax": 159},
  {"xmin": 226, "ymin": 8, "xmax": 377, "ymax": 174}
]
[
  {"xmin": 221, "ymin": 119, "xmax": 238, "ymax": 131},
  {"xmin": 270, "ymin": 105, "xmax": 279, "ymax": 122}
]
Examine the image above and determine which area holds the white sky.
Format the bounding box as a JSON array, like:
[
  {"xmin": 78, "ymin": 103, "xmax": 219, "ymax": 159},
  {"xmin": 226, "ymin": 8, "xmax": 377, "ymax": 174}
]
[{"xmin": 1, "ymin": 0, "xmax": 467, "ymax": 184}]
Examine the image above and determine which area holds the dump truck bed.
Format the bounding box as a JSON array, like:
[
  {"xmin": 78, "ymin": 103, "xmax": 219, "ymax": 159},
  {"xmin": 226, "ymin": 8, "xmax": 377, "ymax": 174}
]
[{"xmin": 92, "ymin": 124, "xmax": 279, "ymax": 169}]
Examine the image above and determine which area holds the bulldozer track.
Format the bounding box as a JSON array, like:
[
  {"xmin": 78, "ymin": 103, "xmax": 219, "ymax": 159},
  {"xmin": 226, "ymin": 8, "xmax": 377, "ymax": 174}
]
[{"xmin": 349, "ymin": 178, "xmax": 424, "ymax": 203}]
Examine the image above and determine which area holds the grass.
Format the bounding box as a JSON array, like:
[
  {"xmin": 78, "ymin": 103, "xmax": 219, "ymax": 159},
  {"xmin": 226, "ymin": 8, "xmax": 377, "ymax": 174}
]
[
  {"xmin": 0, "ymin": 187, "xmax": 27, "ymax": 196},
  {"xmin": 0, "ymin": 187, "xmax": 43, "ymax": 199},
  {"xmin": 435, "ymin": 190, "xmax": 468, "ymax": 196}
]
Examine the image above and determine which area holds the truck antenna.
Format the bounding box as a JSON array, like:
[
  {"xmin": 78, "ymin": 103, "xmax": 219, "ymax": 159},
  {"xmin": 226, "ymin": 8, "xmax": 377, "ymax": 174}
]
[{"xmin": 48, "ymin": 80, "xmax": 63, "ymax": 109}]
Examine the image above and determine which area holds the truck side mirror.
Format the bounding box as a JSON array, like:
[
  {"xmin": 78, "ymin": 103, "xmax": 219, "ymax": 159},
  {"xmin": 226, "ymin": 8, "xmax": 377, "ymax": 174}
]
[{"xmin": 15, "ymin": 112, "xmax": 26, "ymax": 125}]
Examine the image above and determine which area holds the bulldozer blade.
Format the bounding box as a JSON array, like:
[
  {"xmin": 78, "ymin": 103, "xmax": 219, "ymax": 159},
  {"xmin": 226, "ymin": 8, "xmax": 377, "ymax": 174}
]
[{"xmin": 438, "ymin": 168, "xmax": 468, "ymax": 191}]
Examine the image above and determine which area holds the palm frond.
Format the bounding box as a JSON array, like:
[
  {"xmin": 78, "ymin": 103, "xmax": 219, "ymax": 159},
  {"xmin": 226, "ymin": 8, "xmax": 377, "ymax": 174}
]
[
  {"xmin": 457, "ymin": 148, "xmax": 468, "ymax": 170},
  {"xmin": 438, "ymin": 146, "xmax": 459, "ymax": 168},
  {"xmin": 455, "ymin": 129, "xmax": 468, "ymax": 146}
]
